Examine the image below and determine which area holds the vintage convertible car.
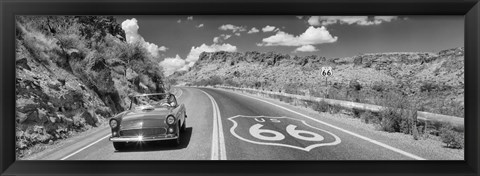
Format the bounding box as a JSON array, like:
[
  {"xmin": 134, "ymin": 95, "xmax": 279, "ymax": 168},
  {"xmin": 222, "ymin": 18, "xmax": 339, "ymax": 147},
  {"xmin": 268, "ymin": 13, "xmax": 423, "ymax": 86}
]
[{"xmin": 109, "ymin": 93, "xmax": 187, "ymax": 150}]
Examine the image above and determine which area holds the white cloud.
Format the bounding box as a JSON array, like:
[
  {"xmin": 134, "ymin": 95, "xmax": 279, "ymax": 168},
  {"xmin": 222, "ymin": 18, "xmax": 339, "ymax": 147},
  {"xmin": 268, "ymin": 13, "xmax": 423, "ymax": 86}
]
[
  {"xmin": 196, "ymin": 24, "xmax": 204, "ymax": 28},
  {"xmin": 374, "ymin": 16, "xmax": 398, "ymax": 22},
  {"xmin": 294, "ymin": 45, "xmax": 318, "ymax": 52},
  {"xmin": 308, "ymin": 16, "xmax": 399, "ymax": 26},
  {"xmin": 219, "ymin": 24, "xmax": 247, "ymax": 33},
  {"xmin": 159, "ymin": 43, "xmax": 238, "ymax": 76},
  {"xmin": 247, "ymin": 27, "xmax": 260, "ymax": 34},
  {"xmin": 223, "ymin": 34, "xmax": 232, "ymax": 40},
  {"xmin": 121, "ymin": 18, "xmax": 168, "ymax": 58},
  {"xmin": 296, "ymin": 16, "xmax": 304, "ymax": 19},
  {"xmin": 234, "ymin": 33, "xmax": 241, "ymax": 36},
  {"xmin": 187, "ymin": 16, "xmax": 193, "ymax": 20},
  {"xmin": 262, "ymin": 25, "xmax": 277, "ymax": 32},
  {"xmin": 159, "ymin": 55, "xmax": 189, "ymax": 76},
  {"xmin": 185, "ymin": 43, "xmax": 237, "ymax": 63},
  {"xmin": 213, "ymin": 37, "xmax": 221, "ymax": 43},
  {"xmin": 159, "ymin": 46, "xmax": 168, "ymax": 51},
  {"xmin": 177, "ymin": 19, "xmax": 182, "ymax": 23},
  {"xmin": 258, "ymin": 26, "xmax": 338, "ymax": 47},
  {"xmin": 213, "ymin": 34, "xmax": 232, "ymax": 43}
]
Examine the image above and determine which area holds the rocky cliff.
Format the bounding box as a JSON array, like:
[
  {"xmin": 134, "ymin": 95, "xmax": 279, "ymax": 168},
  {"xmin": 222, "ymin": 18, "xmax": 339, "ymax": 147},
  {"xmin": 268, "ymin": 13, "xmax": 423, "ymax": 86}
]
[
  {"xmin": 16, "ymin": 16, "xmax": 165, "ymax": 158},
  {"xmin": 177, "ymin": 48, "xmax": 464, "ymax": 117}
]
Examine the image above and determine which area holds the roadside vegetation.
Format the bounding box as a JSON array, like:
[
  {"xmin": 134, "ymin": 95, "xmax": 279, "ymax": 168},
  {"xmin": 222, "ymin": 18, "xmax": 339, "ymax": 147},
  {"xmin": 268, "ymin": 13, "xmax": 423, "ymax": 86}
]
[
  {"xmin": 15, "ymin": 16, "xmax": 166, "ymax": 159},
  {"xmin": 180, "ymin": 49, "xmax": 464, "ymax": 119},
  {"xmin": 188, "ymin": 76, "xmax": 464, "ymax": 149}
]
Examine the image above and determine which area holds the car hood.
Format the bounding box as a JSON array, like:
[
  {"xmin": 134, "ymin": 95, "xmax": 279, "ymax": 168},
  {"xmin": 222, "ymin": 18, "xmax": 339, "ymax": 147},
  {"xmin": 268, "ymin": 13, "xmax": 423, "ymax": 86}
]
[{"xmin": 119, "ymin": 108, "xmax": 172, "ymax": 129}]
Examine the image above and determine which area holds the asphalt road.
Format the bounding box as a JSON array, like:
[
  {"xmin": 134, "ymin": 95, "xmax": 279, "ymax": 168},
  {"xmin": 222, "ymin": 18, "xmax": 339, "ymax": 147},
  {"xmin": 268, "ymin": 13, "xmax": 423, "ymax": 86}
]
[{"xmin": 34, "ymin": 87, "xmax": 459, "ymax": 160}]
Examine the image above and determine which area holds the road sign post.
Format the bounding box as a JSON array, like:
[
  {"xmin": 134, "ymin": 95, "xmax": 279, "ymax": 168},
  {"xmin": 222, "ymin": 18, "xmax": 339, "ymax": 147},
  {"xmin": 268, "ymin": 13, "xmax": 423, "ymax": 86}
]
[{"xmin": 321, "ymin": 67, "xmax": 333, "ymax": 98}]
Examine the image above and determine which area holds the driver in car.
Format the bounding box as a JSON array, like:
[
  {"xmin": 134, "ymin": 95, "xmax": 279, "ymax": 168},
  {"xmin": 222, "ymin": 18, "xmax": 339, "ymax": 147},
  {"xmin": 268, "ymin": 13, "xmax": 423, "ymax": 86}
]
[{"xmin": 166, "ymin": 94, "xmax": 176, "ymax": 107}]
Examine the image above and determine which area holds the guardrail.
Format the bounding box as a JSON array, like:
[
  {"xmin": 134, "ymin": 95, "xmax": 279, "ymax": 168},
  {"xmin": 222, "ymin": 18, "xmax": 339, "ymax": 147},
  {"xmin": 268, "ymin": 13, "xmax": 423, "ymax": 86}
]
[{"xmin": 213, "ymin": 85, "xmax": 464, "ymax": 130}]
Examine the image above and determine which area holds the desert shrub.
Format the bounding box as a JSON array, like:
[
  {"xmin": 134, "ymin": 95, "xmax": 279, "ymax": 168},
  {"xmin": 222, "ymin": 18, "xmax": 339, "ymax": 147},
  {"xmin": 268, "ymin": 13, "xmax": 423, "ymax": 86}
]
[
  {"xmin": 224, "ymin": 79, "xmax": 240, "ymax": 87},
  {"xmin": 56, "ymin": 33, "xmax": 86, "ymax": 52},
  {"xmin": 352, "ymin": 108, "xmax": 362, "ymax": 118},
  {"xmin": 438, "ymin": 100, "xmax": 464, "ymax": 118},
  {"xmin": 208, "ymin": 76, "xmax": 224, "ymax": 86},
  {"xmin": 284, "ymin": 83, "xmax": 301, "ymax": 95},
  {"xmin": 349, "ymin": 79, "xmax": 362, "ymax": 91},
  {"xmin": 192, "ymin": 76, "xmax": 224, "ymax": 86},
  {"xmin": 361, "ymin": 111, "xmax": 380, "ymax": 124},
  {"xmin": 378, "ymin": 108, "xmax": 404, "ymax": 132},
  {"xmin": 310, "ymin": 100, "xmax": 329, "ymax": 113},
  {"xmin": 308, "ymin": 88, "xmax": 323, "ymax": 98},
  {"xmin": 376, "ymin": 93, "xmax": 413, "ymax": 133},
  {"xmin": 278, "ymin": 95, "xmax": 293, "ymax": 103},
  {"xmin": 440, "ymin": 124, "xmax": 464, "ymax": 149},
  {"xmin": 371, "ymin": 81, "xmax": 386, "ymax": 92},
  {"xmin": 420, "ymin": 82, "xmax": 440, "ymax": 92},
  {"xmin": 167, "ymin": 79, "xmax": 178, "ymax": 86},
  {"xmin": 398, "ymin": 116, "xmax": 416, "ymax": 134},
  {"xmin": 326, "ymin": 88, "xmax": 341, "ymax": 100},
  {"xmin": 328, "ymin": 104, "xmax": 342, "ymax": 114}
]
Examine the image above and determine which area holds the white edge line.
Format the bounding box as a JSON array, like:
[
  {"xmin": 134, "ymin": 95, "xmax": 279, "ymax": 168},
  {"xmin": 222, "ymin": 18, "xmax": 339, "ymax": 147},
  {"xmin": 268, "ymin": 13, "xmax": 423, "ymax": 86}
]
[
  {"xmin": 214, "ymin": 88, "xmax": 427, "ymax": 160},
  {"xmin": 212, "ymin": 94, "xmax": 227, "ymax": 160},
  {"xmin": 60, "ymin": 134, "xmax": 111, "ymax": 160},
  {"xmin": 177, "ymin": 88, "xmax": 183, "ymax": 98}
]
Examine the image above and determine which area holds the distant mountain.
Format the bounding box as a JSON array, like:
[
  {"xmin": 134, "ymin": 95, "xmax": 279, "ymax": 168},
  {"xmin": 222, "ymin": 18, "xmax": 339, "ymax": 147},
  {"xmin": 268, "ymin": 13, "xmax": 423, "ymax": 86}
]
[{"xmin": 177, "ymin": 47, "xmax": 464, "ymax": 117}]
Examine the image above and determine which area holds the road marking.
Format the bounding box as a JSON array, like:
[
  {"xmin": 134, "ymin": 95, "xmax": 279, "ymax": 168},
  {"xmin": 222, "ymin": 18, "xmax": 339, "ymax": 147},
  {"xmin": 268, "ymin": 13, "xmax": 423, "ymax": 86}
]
[
  {"xmin": 200, "ymin": 90, "xmax": 227, "ymax": 160},
  {"xmin": 228, "ymin": 115, "xmax": 341, "ymax": 151},
  {"xmin": 60, "ymin": 133, "xmax": 110, "ymax": 160},
  {"xmin": 212, "ymin": 94, "xmax": 227, "ymax": 160},
  {"xmin": 216, "ymin": 88, "xmax": 426, "ymax": 160},
  {"xmin": 176, "ymin": 88, "xmax": 184, "ymax": 98}
]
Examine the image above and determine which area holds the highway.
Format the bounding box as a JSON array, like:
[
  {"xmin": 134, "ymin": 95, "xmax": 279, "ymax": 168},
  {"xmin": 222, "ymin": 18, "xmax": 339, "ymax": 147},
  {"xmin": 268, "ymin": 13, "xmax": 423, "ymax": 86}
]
[{"xmin": 33, "ymin": 87, "xmax": 462, "ymax": 160}]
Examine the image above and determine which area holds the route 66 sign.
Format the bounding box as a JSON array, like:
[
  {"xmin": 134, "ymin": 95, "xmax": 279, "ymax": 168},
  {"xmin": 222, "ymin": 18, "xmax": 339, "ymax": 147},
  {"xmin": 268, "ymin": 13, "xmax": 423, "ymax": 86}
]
[
  {"xmin": 321, "ymin": 67, "xmax": 333, "ymax": 77},
  {"xmin": 228, "ymin": 115, "xmax": 341, "ymax": 151}
]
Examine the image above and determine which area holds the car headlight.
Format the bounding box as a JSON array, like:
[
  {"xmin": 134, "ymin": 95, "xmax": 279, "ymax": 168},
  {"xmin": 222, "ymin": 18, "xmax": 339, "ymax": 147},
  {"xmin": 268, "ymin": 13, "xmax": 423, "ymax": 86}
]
[
  {"xmin": 110, "ymin": 119, "xmax": 118, "ymax": 128},
  {"xmin": 166, "ymin": 116, "xmax": 175, "ymax": 125}
]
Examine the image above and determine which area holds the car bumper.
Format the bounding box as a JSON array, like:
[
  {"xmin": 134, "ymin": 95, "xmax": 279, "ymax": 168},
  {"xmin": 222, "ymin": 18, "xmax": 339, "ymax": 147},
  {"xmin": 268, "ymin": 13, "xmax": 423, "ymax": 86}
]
[{"xmin": 109, "ymin": 134, "xmax": 178, "ymax": 142}]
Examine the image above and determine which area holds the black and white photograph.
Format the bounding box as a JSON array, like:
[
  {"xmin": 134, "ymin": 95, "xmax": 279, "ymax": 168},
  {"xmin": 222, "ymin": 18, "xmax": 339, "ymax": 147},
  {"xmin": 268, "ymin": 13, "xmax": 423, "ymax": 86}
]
[{"xmin": 15, "ymin": 15, "xmax": 464, "ymax": 160}]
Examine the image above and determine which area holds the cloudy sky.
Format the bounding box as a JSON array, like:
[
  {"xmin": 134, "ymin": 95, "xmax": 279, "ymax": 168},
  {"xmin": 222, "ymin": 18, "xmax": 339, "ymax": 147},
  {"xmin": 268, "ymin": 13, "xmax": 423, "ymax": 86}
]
[{"xmin": 115, "ymin": 16, "xmax": 463, "ymax": 76}]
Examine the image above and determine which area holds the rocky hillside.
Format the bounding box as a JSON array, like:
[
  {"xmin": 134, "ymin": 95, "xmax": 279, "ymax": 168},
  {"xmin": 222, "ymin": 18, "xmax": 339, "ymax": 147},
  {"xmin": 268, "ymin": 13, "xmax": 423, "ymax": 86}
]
[
  {"xmin": 176, "ymin": 48, "xmax": 464, "ymax": 117},
  {"xmin": 16, "ymin": 16, "xmax": 165, "ymax": 158}
]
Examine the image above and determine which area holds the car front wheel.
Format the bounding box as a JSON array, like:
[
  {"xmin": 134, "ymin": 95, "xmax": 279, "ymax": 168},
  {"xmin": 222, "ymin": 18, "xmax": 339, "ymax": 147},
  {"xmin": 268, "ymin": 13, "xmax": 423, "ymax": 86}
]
[
  {"xmin": 181, "ymin": 119, "xmax": 186, "ymax": 132},
  {"xmin": 113, "ymin": 142, "xmax": 126, "ymax": 151},
  {"xmin": 174, "ymin": 124, "xmax": 182, "ymax": 146}
]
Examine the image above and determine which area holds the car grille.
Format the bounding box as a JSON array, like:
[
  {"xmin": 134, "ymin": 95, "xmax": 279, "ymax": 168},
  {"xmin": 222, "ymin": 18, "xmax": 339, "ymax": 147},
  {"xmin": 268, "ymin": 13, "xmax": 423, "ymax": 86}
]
[{"xmin": 120, "ymin": 128, "xmax": 167, "ymax": 137}]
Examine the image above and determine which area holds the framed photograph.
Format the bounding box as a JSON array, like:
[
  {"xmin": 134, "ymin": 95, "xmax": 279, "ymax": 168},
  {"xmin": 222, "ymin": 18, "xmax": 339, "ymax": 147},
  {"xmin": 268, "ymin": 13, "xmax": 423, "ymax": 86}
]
[{"xmin": 1, "ymin": 0, "xmax": 479, "ymax": 175}]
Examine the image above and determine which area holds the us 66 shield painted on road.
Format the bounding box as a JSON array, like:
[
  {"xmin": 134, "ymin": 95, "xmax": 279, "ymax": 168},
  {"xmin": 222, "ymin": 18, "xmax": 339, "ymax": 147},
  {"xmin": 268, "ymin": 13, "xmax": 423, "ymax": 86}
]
[{"xmin": 228, "ymin": 116, "xmax": 341, "ymax": 151}]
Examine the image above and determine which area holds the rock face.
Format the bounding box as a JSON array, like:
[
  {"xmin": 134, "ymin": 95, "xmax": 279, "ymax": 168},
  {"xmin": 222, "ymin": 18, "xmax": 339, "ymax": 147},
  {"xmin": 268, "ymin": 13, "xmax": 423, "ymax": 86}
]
[
  {"xmin": 178, "ymin": 48, "xmax": 464, "ymax": 117},
  {"xmin": 15, "ymin": 16, "xmax": 165, "ymax": 158}
]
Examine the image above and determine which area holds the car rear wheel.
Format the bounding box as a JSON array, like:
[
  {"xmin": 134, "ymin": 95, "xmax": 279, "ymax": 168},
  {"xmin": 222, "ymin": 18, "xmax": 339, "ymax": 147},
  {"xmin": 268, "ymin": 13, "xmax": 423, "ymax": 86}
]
[{"xmin": 113, "ymin": 142, "xmax": 126, "ymax": 151}]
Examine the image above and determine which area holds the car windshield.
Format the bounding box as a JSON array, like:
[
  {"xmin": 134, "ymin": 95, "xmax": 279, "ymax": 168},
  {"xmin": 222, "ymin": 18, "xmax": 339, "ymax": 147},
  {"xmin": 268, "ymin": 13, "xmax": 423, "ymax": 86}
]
[{"xmin": 131, "ymin": 94, "xmax": 169, "ymax": 110}]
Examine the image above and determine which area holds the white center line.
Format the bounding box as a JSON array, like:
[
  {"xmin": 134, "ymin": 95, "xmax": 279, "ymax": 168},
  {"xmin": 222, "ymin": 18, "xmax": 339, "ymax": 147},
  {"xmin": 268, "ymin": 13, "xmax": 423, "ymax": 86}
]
[
  {"xmin": 200, "ymin": 89, "xmax": 227, "ymax": 160},
  {"xmin": 214, "ymin": 88, "xmax": 426, "ymax": 160},
  {"xmin": 212, "ymin": 93, "xmax": 227, "ymax": 160}
]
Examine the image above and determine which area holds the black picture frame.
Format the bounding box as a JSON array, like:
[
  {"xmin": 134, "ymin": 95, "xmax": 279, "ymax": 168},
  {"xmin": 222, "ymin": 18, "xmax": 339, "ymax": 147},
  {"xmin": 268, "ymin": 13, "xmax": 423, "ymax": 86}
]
[{"xmin": 1, "ymin": 0, "xmax": 479, "ymax": 175}]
